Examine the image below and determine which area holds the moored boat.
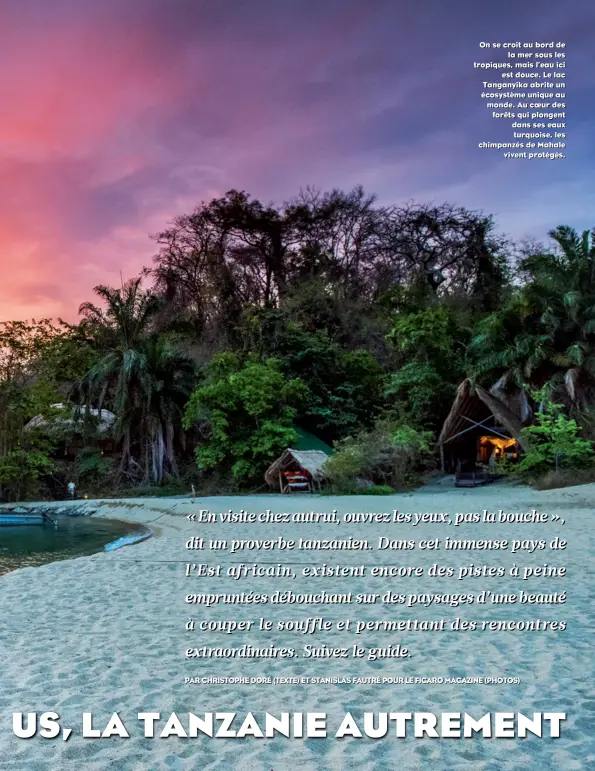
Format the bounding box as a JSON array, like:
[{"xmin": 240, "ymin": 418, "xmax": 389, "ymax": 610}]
[{"xmin": 0, "ymin": 509, "xmax": 54, "ymax": 526}]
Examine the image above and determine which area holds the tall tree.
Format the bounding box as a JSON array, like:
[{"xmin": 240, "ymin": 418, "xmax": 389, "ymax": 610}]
[
  {"xmin": 77, "ymin": 277, "xmax": 196, "ymax": 484},
  {"xmin": 471, "ymin": 227, "xmax": 595, "ymax": 411},
  {"xmin": 0, "ymin": 320, "xmax": 64, "ymax": 500}
]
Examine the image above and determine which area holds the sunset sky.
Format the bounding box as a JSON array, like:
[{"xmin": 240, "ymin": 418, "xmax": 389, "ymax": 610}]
[{"xmin": 1, "ymin": 0, "xmax": 593, "ymax": 322}]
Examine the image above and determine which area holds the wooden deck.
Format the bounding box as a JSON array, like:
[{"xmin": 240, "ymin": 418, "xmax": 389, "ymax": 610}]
[{"xmin": 454, "ymin": 471, "xmax": 498, "ymax": 488}]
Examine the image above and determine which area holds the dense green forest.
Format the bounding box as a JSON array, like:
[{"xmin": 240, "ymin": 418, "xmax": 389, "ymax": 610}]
[{"xmin": 1, "ymin": 186, "xmax": 594, "ymax": 501}]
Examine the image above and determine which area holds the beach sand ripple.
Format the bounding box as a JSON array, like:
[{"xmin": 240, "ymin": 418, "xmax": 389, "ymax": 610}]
[{"xmin": 1, "ymin": 484, "xmax": 594, "ymax": 769}]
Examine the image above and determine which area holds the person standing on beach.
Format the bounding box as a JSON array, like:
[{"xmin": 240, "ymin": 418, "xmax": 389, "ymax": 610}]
[{"xmin": 67, "ymin": 480, "xmax": 76, "ymax": 499}]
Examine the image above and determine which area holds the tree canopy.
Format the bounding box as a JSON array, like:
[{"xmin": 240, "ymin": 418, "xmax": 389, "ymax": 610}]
[{"xmin": 1, "ymin": 186, "xmax": 593, "ymax": 499}]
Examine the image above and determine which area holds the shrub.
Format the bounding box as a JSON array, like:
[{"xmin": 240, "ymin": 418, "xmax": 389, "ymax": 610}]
[
  {"xmin": 0, "ymin": 448, "xmax": 55, "ymax": 501},
  {"xmin": 323, "ymin": 421, "xmax": 434, "ymax": 492},
  {"xmin": 515, "ymin": 387, "xmax": 594, "ymax": 478},
  {"xmin": 532, "ymin": 467, "xmax": 595, "ymax": 490},
  {"xmin": 364, "ymin": 484, "xmax": 396, "ymax": 495},
  {"xmin": 75, "ymin": 447, "xmax": 116, "ymax": 488}
]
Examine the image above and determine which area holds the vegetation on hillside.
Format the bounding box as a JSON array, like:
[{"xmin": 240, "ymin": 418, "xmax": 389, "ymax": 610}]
[{"xmin": 1, "ymin": 186, "xmax": 594, "ymax": 500}]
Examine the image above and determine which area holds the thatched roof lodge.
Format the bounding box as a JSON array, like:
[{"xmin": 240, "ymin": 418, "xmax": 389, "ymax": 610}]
[
  {"xmin": 24, "ymin": 404, "xmax": 116, "ymax": 436},
  {"xmin": 438, "ymin": 379, "xmax": 530, "ymax": 473},
  {"xmin": 24, "ymin": 404, "xmax": 117, "ymax": 461},
  {"xmin": 265, "ymin": 449, "xmax": 329, "ymax": 493}
]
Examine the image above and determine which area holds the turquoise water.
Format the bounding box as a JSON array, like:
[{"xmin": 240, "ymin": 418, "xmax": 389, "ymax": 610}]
[{"xmin": 0, "ymin": 515, "xmax": 148, "ymax": 576}]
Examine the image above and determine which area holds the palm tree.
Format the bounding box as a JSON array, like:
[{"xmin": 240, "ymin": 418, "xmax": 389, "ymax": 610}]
[
  {"xmin": 78, "ymin": 277, "xmax": 161, "ymax": 350},
  {"xmin": 141, "ymin": 335, "xmax": 197, "ymax": 482},
  {"xmin": 470, "ymin": 226, "xmax": 595, "ymax": 412},
  {"xmin": 77, "ymin": 277, "xmax": 196, "ymax": 484},
  {"xmin": 520, "ymin": 226, "xmax": 595, "ymax": 408},
  {"xmin": 469, "ymin": 291, "xmax": 553, "ymax": 387}
]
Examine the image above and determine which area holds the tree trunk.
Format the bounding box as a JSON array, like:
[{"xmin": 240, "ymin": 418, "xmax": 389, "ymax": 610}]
[
  {"xmin": 165, "ymin": 422, "xmax": 179, "ymax": 477},
  {"xmin": 150, "ymin": 425, "xmax": 165, "ymax": 484},
  {"xmin": 118, "ymin": 429, "xmax": 131, "ymax": 483}
]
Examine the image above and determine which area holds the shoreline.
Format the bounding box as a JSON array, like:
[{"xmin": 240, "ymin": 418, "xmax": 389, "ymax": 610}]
[
  {"xmin": 1, "ymin": 478, "xmax": 593, "ymax": 571},
  {"xmin": 0, "ymin": 482, "xmax": 593, "ymax": 769}
]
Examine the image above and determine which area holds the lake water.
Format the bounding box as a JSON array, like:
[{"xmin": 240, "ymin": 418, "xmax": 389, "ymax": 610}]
[{"xmin": 0, "ymin": 515, "xmax": 149, "ymax": 576}]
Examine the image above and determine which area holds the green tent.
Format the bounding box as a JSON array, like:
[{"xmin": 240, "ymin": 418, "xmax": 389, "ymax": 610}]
[{"xmin": 294, "ymin": 427, "xmax": 333, "ymax": 455}]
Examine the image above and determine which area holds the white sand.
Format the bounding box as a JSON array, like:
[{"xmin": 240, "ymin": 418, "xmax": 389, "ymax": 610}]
[{"xmin": 0, "ymin": 481, "xmax": 594, "ymax": 770}]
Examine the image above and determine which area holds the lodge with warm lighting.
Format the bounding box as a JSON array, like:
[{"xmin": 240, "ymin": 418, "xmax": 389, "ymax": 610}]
[{"xmin": 437, "ymin": 379, "xmax": 530, "ymax": 480}]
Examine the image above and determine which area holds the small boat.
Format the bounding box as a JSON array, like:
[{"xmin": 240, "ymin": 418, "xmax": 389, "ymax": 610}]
[
  {"xmin": 104, "ymin": 532, "xmax": 152, "ymax": 552},
  {"xmin": 0, "ymin": 509, "xmax": 57, "ymax": 526}
]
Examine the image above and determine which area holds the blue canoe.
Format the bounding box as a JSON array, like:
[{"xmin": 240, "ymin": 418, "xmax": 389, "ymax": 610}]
[
  {"xmin": 0, "ymin": 512, "xmax": 46, "ymax": 526},
  {"xmin": 104, "ymin": 532, "xmax": 152, "ymax": 552}
]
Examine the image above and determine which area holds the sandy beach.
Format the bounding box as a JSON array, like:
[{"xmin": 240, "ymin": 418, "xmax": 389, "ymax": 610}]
[{"xmin": 1, "ymin": 480, "xmax": 594, "ymax": 770}]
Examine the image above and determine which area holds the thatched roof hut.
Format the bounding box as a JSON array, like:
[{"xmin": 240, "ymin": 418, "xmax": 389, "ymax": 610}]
[
  {"xmin": 490, "ymin": 374, "xmax": 533, "ymax": 423},
  {"xmin": 438, "ymin": 379, "xmax": 528, "ymax": 473},
  {"xmin": 265, "ymin": 449, "xmax": 329, "ymax": 491},
  {"xmin": 24, "ymin": 403, "xmax": 116, "ymax": 437}
]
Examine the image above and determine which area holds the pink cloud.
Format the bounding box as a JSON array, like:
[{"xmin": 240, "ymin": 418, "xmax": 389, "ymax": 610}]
[
  {"xmin": 0, "ymin": 0, "xmax": 590, "ymax": 323},
  {"xmin": 0, "ymin": 19, "xmax": 186, "ymax": 158}
]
